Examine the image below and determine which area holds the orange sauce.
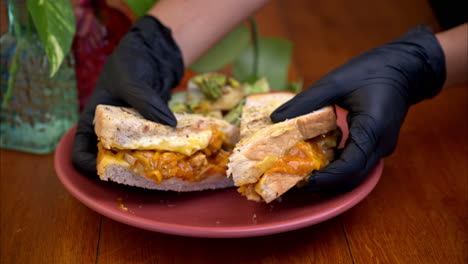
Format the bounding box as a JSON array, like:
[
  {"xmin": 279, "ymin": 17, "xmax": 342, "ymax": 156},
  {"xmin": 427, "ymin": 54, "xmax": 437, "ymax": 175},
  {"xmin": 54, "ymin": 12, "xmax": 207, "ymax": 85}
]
[
  {"xmin": 263, "ymin": 132, "xmax": 338, "ymax": 178},
  {"xmin": 99, "ymin": 128, "xmax": 229, "ymax": 183}
]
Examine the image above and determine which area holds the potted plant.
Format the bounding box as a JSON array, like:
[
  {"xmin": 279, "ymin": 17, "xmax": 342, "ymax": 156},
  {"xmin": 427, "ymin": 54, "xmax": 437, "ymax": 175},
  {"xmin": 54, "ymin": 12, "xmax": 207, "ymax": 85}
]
[
  {"xmin": 0, "ymin": 0, "xmax": 78, "ymax": 154},
  {"xmin": 0, "ymin": 0, "xmax": 298, "ymax": 154}
]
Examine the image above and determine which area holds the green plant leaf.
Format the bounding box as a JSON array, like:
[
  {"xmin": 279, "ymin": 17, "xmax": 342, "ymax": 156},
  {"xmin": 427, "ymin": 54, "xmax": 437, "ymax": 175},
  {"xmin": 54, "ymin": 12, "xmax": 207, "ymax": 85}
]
[
  {"xmin": 233, "ymin": 38, "xmax": 292, "ymax": 90},
  {"xmin": 124, "ymin": 0, "xmax": 159, "ymax": 17},
  {"xmin": 286, "ymin": 79, "xmax": 303, "ymax": 93},
  {"xmin": 189, "ymin": 25, "xmax": 250, "ymax": 73},
  {"xmin": 27, "ymin": 0, "xmax": 76, "ymax": 77}
]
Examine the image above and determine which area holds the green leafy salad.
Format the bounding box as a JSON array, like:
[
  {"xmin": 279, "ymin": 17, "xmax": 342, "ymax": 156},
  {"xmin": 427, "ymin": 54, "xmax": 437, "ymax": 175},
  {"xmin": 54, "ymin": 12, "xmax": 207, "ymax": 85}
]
[{"xmin": 169, "ymin": 73, "xmax": 271, "ymax": 126}]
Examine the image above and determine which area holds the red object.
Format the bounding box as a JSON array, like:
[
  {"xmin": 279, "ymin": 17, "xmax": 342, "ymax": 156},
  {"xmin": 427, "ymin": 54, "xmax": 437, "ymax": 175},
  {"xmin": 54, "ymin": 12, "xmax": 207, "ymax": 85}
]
[
  {"xmin": 54, "ymin": 108, "xmax": 383, "ymax": 238},
  {"xmin": 72, "ymin": 0, "xmax": 132, "ymax": 111}
]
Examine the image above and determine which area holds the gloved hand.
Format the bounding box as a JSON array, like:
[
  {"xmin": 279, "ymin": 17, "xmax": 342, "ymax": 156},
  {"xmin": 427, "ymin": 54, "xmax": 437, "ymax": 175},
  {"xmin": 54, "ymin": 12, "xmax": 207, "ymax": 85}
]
[
  {"xmin": 271, "ymin": 25, "xmax": 446, "ymax": 192},
  {"xmin": 72, "ymin": 16, "xmax": 184, "ymax": 176}
]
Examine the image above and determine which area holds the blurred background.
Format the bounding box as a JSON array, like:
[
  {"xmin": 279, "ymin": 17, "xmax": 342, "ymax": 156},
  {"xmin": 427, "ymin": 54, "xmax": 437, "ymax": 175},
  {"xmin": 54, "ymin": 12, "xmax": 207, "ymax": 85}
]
[
  {"xmin": 1, "ymin": 0, "xmax": 466, "ymax": 85},
  {"xmin": 0, "ymin": 0, "xmax": 466, "ymax": 155}
]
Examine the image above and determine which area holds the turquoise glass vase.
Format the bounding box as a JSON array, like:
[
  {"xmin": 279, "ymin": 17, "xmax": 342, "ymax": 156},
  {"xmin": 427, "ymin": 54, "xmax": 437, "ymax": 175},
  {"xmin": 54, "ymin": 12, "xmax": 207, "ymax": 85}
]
[{"xmin": 0, "ymin": 0, "xmax": 79, "ymax": 154}]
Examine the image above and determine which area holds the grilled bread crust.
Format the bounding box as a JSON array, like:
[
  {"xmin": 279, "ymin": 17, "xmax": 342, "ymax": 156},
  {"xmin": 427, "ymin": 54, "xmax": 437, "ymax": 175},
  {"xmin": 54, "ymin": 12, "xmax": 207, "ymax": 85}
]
[
  {"xmin": 99, "ymin": 164, "xmax": 234, "ymax": 191},
  {"xmin": 94, "ymin": 104, "xmax": 239, "ymax": 191},
  {"xmin": 227, "ymin": 93, "xmax": 337, "ymax": 202},
  {"xmin": 94, "ymin": 105, "xmax": 239, "ymax": 155}
]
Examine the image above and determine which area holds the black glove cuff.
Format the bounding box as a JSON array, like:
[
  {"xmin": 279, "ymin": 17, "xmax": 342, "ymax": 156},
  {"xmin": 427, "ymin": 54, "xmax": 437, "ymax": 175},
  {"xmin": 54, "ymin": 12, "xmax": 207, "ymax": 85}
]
[
  {"xmin": 131, "ymin": 15, "xmax": 185, "ymax": 101},
  {"xmin": 388, "ymin": 25, "xmax": 446, "ymax": 104}
]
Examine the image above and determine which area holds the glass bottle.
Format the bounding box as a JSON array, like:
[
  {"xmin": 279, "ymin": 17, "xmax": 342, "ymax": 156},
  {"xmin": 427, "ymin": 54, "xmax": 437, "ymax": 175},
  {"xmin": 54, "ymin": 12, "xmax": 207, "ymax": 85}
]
[
  {"xmin": 0, "ymin": 0, "xmax": 79, "ymax": 154},
  {"xmin": 72, "ymin": 0, "xmax": 131, "ymax": 111}
]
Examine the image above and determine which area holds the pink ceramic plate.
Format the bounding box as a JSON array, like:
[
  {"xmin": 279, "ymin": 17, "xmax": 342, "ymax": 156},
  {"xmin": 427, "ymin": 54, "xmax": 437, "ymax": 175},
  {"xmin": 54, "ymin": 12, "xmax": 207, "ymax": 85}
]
[{"xmin": 54, "ymin": 108, "xmax": 382, "ymax": 238}]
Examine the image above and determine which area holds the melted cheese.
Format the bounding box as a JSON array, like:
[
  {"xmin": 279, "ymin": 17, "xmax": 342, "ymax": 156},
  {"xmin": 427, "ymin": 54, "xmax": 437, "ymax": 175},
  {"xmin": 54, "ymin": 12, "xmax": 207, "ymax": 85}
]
[
  {"xmin": 256, "ymin": 155, "xmax": 279, "ymax": 175},
  {"xmin": 98, "ymin": 128, "xmax": 229, "ymax": 183},
  {"xmin": 121, "ymin": 132, "xmax": 211, "ymax": 156},
  {"xmin": 237, "ymin": 131, "xmax": 339, "ymax": 200},
  {"xmin": 264, "ymin": 132, "xmax": 338, "ymax": 177},
  {"xmin": 238, "ymin": 184, "xmax": 262, "ymax": 202},
  {"xmin": 262, "ymin": 141, "xmax": 327, "ymax": 177}
]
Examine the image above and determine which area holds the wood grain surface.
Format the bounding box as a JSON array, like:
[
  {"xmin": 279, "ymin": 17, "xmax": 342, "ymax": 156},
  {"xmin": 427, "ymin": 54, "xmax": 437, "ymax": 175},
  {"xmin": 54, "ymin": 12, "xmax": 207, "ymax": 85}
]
[
  {"xmin": 342, "ymin": 84, "xmax": 467, "ymax": 264},
  {"xmin": 0, "ymin": 151, "xmax": 101, "ymax": 264},
  {"xmin": 96, "ymin": 217, "xmax": 351, "ymax": 264},
  {"xmin": 1, "ymin": 0, "xmax": 466, "ymax": 263}
]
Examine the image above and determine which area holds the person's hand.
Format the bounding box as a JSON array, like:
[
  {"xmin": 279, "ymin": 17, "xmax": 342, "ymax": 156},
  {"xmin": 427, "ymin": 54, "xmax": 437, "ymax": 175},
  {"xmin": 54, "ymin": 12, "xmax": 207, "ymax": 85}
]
[
  {"xmin": 72, "ymin": 16, "xmax": 184, "ymax": 176},
  {"xmin": 271, "ymin": 25, "xmax": 446, "ymax": 192}
]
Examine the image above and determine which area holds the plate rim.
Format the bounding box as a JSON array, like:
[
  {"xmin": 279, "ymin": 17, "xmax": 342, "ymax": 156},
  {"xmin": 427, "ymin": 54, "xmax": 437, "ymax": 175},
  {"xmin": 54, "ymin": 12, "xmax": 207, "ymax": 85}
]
[{"xmin": 54, "ymin": 111, "xmax": 382, "ymax": 238}]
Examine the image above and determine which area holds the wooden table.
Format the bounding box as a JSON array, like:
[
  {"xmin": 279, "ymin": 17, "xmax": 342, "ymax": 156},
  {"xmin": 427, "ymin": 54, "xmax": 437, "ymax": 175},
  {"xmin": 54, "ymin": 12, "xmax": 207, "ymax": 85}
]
[{"xmin": 1, "ymin": 0, "xmax": 466, "ymax": 263}]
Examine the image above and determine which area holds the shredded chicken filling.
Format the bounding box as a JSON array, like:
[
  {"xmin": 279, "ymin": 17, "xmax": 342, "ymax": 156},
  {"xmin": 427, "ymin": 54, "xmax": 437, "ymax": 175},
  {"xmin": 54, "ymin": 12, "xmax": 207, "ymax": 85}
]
[{"xmin": 98, "ymin": 129, "xmax": 229, "ymax": 183}]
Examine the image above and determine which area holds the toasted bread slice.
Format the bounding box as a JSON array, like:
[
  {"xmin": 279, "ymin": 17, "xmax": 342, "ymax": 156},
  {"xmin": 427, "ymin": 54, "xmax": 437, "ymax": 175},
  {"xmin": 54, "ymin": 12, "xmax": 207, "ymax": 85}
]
[
  {"xmin": 94, "ymin": 105, "xmax": 239, "ymax": 155},
  {"xmin": 98, "ymin": 163, "xmax": 234, "ymax": 191},
  {"xmin": 94, "ymin": 105, "xmax": 238, "ymax": 191},
  {"xmin": 240, "ymin": 92, "xmax": 295, "ymax": 138},
  {"xmin": 227, "ymin": 93, "xmax": 338, "ymax": 202}
]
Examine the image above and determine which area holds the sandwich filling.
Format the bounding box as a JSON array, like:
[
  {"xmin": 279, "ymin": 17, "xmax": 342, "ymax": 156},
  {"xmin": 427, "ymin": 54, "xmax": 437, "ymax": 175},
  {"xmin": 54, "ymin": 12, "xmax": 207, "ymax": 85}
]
[
  {"xmin": 237, "ymin": 130, "xmax": 340, "ymax": 201},
  {"xmin": 97, "ymin": 128, "xmax": 230, "ymax": 183}
]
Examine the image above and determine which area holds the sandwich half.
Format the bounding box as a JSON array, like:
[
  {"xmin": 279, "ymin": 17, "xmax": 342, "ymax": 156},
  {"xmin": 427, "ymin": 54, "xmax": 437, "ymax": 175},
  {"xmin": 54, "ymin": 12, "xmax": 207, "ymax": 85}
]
[
  {"xmin": 227, "ymin": 92, "xmax": 340, "ymax": 203},
  {"xmin": 94, "ymin": 105, "xmax": 239, "ymax": 191}
]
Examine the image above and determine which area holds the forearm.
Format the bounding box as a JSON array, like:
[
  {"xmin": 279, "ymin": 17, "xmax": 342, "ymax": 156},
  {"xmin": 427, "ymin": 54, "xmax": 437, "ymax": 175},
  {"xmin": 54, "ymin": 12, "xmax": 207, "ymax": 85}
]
[
  {"xmin": 436, "ymin": 23, "xmax": 468, "ymax": 87},
  {"xmin": 148, "ymin": 0, "xmax": 269, "ymax": 66}
]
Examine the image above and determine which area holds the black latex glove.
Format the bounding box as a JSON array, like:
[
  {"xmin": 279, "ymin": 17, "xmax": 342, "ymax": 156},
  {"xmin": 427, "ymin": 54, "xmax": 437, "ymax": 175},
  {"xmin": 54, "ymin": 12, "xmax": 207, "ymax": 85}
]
[
  {"xmin": 72, "ymin": 16, "xmax": 184, "ymax": 176},
  {"xmin": 271, "ymin": 25, "xmax": 446, "ymax": 192}
]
